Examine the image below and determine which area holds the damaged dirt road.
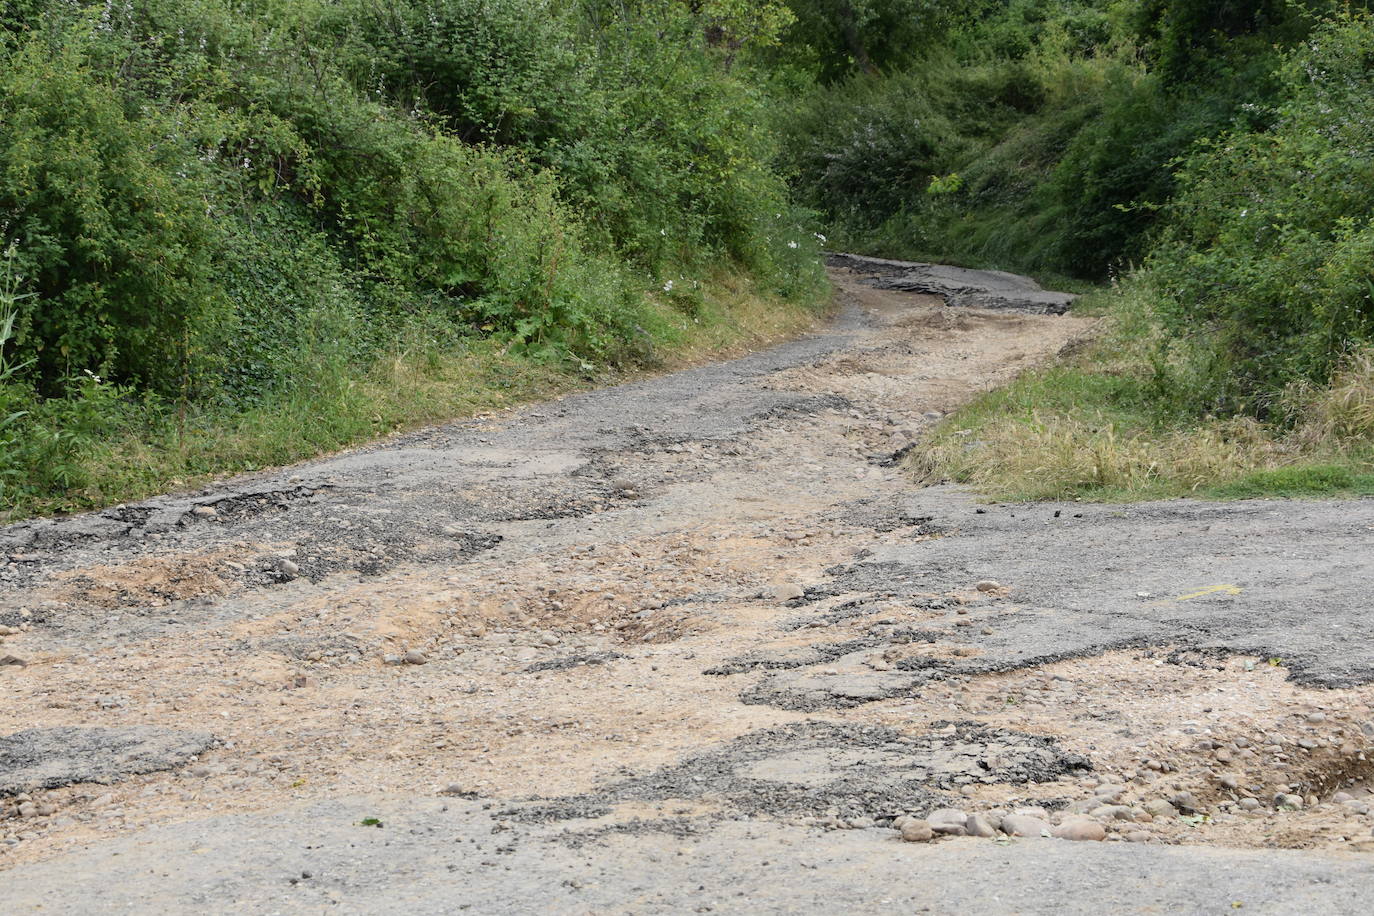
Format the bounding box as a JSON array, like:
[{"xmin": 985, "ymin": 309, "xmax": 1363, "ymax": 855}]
[{"xmin": 2, "ymin": 255, "xmax": 1373, "ymax": 913}]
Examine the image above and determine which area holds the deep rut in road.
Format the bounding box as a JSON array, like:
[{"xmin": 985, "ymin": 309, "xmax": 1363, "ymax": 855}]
[{"xmin": 3, "ymin": 257, "xmax": 1374, "ymax": 909}]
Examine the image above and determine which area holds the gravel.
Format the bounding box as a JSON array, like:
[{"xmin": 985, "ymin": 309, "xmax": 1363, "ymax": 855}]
[{"xmin": 0, "ymin": 727, "xmax": 215, "ymax": 796}]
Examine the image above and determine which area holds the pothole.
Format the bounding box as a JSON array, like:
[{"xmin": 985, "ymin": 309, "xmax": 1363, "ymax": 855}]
[{"xmin": 503, "ymin": 721, "xmax": 1090, "ymax": 825}]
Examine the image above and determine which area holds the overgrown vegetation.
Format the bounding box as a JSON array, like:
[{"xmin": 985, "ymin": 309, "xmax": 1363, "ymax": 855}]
[
  {"xmin": 774, "ymin": 1, "xmax": 1374, "ymax": 499},
  {"xmin": 0, "ymin": 0, "xmax": 826, "ymax": 519},
  {"xmin": 8, "ymin": 0, "xmax": 1374, "ymax": 514}
]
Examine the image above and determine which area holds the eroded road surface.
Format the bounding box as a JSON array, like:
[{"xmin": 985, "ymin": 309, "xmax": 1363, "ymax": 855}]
[{"xmin": 2, "ymin": 256, "xmax": 1373, "ymax": 914}]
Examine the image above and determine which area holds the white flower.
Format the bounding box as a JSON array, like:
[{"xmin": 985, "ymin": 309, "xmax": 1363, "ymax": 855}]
[
  {"xmin": 787, "ymin": 241, "xmax": 799, "ymax": 249},
  {"xmin": 815, "ymin": 233, "xmax": 827, "ymax": 243},
  {"xmin": 663, "ymin": 280, "xmax": 674, "ymax": 293}
]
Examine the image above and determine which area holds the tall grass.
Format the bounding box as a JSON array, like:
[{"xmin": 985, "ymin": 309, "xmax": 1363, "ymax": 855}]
[{"xmin": 910, "ymin": 288, "xmax": 1374, "ymax": 502}]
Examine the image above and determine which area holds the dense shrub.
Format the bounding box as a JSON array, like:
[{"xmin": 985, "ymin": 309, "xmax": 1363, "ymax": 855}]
[
  {"xmin": 1146, "ymin": 12, "xmax": 1374, "ymax": 414},
  {"xmin": 0, "ymin": 30, "xmax": 227, "ymax": 392},
  {"xmin": 0, "ymin": 0, "xmax": 820, "ymax": 394},
  {"xmin": 0, "ymin": 0, "xmax": 826, "ymax": 516},
  {"xmin": 779, "ymin": 0, "xmax": 1353, "ymax": 280}
]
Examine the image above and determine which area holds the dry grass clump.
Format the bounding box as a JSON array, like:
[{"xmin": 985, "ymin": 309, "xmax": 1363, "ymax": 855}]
[
  {"xmin": 909, "ymin": 412, "xmax": 1294, "ymax": 500},
  {"xmin": 1290, "ymin": 350, "xmax": 1374, "ymax": 445},
  {"xmin": 910, "ymin": 343, "xmax": 1374, "ymax": 502}
]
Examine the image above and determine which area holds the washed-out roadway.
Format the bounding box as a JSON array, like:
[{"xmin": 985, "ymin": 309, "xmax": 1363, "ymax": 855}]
[{"xmin": 1, "ymin": 255, "xmax": 1372, "ymax": 913}]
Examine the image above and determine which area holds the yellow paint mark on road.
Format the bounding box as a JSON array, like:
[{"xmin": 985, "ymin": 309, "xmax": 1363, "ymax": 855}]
[{"xmin": 1175, "ymin": 584, "xmax": 1243, "ymax": 601}]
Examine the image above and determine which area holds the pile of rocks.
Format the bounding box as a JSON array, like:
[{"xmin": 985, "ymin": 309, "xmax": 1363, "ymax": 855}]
[{"xmin": 894, "ymin": 805, "xmax": 1106, "ymax": 843}]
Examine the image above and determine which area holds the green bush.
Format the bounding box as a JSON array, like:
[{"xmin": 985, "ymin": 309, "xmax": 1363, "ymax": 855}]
[
  {"xmin": 1146, "ymin": 12, "xmax": 1374, "ymax": 415},
  {"xmin": 0, "ymin": 29, "xmax": 226, "ymax": 393},
  {"xmin": 0, "ymin": 0, "xmax": 827, "ymax": 517}
]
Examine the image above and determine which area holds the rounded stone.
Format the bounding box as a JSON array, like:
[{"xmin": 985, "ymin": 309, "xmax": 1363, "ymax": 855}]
[
  {"xmin": 1053, "ymin": 818, "xmax": 1106, "ymax": 842},
  {"xmin": 1143, "ymin": 799, "xmax": 1178, "ymax": 818},
  {"xmin": 900, "ymin": 819, "xmax": 934, "ymax": 842},
  {"xmin": 965, "ymin": 814, "xmax": 998, "ymax": 838},
  {"xmin": 1000, "ymin": 814, "xmax": 1051, "ymax": 838},
  {"xmin": 926, "ymin": 807, "xmax": 968, "ymax": 834}
]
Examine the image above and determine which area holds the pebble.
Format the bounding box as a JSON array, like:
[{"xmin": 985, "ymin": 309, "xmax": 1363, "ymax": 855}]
[
  {"xmin": 1053, "ymin": 818, "xmax": 1106, "ymax": 842},
  {"xmin": 0, "ymin": 654, "xmax": 29, "ymax": 667},
  {"xmin": 539, "ymin": 633, "xmax": 560, "ymax": 647},
  {"xmin": 278, "ymin": 559, "xmax": 301, "ymax": 579},
  {"xmin": 1094, "ymin": 784, "xmax": 1126, "ymax": 802},
  {"xmin": 403, "ymin": 650, "xmax": 428, "ymax": 665},
  {"xmin": 1274, "ymin": 793, "xmax": 1304, "ymax": 810},
  {"xmin": 1306, "ymin": 712, "xmax": 1327, "ymax": 724},
  {"xmin": 773, "ymin": 584, "xmax": 805, "ymax": 602},
  {"xmin": 382, "ymin": 654, "xmax": 405, "ymax": 666},
  {"xmin": 1125, "ymin": 831, "xmax": 1153, "ymax": 843},
  {"xmin": 1000, "ymin": 814, "xmax": 1051, "ymax": 838},
  {"xmin": 900, "ymin": 819, "xmax": 934, "ymax": 842},
  {"xmin": 191, "ymin": 506, "xmax": 217, "ymax": 518},
  {"xmin": 1238, "ymin": 797, "xmax": 1262, "ymax": 811},
  {"xmin": 974, "ymin": 580, "xmax": 1001, "ymax": 592}
]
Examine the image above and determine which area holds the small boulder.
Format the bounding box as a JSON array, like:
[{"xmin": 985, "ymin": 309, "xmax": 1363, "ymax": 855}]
[
  {"xmin": 965, "ymin": 814, "xmax": 998, "ymax": 838},
  {"xmin": 1143, "ymin": 799, "xmax": 1178, "ymax": 819},
  {"xmin": 1000, "ymin": 814, "xmax": 1051, "ymax": 838},
  {"xmin": 1053, "ymin": 818, "xmax": 1106, "ymax": 842},
  {"xmin": 900, "ymin": 819, "xmax": 934, "ymax": 843},
  {"xmin": 926, "ymin": 808, "xmax": 968, "ymax": 835},
  {"xmin": 1169, "ymin": 792, "xmax": 1202, "ymax": 814}
]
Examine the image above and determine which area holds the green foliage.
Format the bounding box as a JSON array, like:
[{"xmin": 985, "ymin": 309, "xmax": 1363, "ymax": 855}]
[
  {"xmin": 780, "ymin": 0, "xmax": 960, "ymax": 82},
  {"xmin": 1147, "ymin": 12, "xmax": 1374, "ymax": 413},
  {"xmin": 0, "ymin": 0, "xmax": 826, "ymax": 518},
  {"xmin": 0, "ymin": 27, "xmax": 226, "ymax": 392},
  {"xmin": 1131, "ymin": 0, "xmax": 1342, "ymax": 84}
]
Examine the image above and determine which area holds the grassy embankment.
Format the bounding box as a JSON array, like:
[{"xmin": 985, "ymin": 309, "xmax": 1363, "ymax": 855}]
[
  {"xmin": 0, "ymin": 1, "xmax": 829, "ymax": 521},
  {"xmin": 0, "ymin": 256, "xmax": 823, "ymax": 521},
  {"xmin": 775, "ymin": 1, "xmax": 1374, "ymax": 500}
]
